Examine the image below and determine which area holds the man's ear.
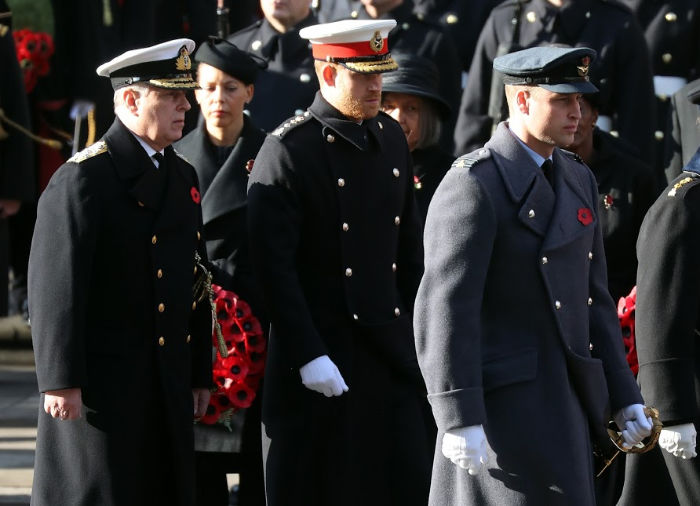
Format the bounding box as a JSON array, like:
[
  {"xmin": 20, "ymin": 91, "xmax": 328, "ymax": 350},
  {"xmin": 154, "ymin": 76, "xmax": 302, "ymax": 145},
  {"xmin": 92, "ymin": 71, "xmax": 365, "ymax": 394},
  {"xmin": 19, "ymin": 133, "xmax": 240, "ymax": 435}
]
[
  {"xmin": 321, "ymin": 63, "xmax": 336, "ymax": 87},
  {"xmin": 515, "ymin": 88, "xmax": 531, "ymax": 115},
  {"xmin": 123, "ymin": 88, "xmax": 139, "ymax": 112}
]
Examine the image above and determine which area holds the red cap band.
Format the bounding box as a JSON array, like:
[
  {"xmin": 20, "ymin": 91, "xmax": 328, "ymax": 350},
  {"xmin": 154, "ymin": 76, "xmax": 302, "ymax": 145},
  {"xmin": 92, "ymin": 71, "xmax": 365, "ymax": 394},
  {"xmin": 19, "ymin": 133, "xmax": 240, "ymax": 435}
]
[{"xmin": 311, "ymin": 38, "xmax": 389, "ymax": 60}]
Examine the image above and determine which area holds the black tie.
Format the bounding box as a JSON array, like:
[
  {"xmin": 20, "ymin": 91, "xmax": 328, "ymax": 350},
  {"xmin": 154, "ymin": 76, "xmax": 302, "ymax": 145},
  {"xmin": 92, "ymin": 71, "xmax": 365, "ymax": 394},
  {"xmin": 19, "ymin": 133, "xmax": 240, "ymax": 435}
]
[
  {"xmin": 153, "ymin": 152, "xmax": 165, "ymax": 169},
  {"xmin": 541, "ymin": 159, "xmax": 554, "ymax": 189}
]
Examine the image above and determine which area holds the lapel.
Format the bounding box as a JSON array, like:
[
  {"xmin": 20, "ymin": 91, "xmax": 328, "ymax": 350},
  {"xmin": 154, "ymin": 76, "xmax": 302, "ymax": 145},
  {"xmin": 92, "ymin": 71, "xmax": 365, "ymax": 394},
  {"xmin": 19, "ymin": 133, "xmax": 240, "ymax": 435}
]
[
  {"xmin": 487, "ymin": 123, "xmax": 555, "ymax": 238},
  {"xmin": 103, "ymin": 118, "xmax": 167, "ymax": 211},
  {"xmin": 152, "ymin": 145, "xmax": 197, "ymax": 234},
  {"xmin": 541, "ymin": 148, "xmax": 595, "ymax": 251},
  {"xmin": 202, "ymin": 117, "xmax": 266, "ymax": 224}
]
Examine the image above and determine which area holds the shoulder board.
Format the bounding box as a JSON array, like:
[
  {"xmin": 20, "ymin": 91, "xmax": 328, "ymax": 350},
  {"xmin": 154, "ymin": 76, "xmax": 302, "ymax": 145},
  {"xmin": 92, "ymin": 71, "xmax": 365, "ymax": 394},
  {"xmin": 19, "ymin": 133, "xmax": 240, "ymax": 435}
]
[
  {"xmin": 173, "ymin": 148, "xmax": 192, "ymax": 165},
  {"xmin": 452, "ymin": 148, "xmax": 491, "ymax": 169},
  {"xmin": 67, "ymin": 141, "xmax": 108, "ymax": 164},
  {"xmin": 560, "ymin": 148, "xmax": 584, "ymax": 164},
  {"xmin": 667, "ymin": 173, "xmax": 700, "ymax": 197},
  {"xmin": 271, "ymin": 110, "xmax": 313, "ymax": 138}
]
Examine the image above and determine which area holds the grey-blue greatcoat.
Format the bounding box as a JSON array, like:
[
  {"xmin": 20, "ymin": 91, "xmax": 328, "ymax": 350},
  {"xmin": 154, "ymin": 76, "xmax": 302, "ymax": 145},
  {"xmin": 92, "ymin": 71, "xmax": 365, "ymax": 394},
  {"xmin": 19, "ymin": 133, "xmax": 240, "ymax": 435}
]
[
  {"xmin": 415, "ymin": 123, "xmax": 643, "ymax": 505},
  {"xmin": 28, "ymin": 118, "xmax": 212, "ymax": 506}
]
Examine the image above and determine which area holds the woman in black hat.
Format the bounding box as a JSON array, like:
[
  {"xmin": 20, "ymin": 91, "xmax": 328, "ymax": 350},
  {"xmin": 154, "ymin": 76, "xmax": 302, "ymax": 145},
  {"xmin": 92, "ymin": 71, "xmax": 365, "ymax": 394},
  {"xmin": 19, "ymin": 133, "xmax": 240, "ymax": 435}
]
[
  {"xmin": 381, "ymin": 53, "xmax": 455, "ymax": 222},
  {"xmin": 174, "ymin": 37, "xmax": 267, "ymax": 506}
]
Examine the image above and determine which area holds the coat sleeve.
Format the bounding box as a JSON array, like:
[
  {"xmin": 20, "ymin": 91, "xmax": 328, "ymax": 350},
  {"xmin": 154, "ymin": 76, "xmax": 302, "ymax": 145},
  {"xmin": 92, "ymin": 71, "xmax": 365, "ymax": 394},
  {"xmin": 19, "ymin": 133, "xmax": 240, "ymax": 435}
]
[
  {"xmin": 247, "ymin": 137, "xmax": 329, "ymax": 369},
  {"xmin": 635, "ymin": 182, "xmax": 700, "ymax": 424},
  {"xmin": 414, "ymin": 165, "xmax": 496, "ymax": 432},
  {"xmin": 28, "ymin": 164, "xmax": 99, "ymax": 392}
]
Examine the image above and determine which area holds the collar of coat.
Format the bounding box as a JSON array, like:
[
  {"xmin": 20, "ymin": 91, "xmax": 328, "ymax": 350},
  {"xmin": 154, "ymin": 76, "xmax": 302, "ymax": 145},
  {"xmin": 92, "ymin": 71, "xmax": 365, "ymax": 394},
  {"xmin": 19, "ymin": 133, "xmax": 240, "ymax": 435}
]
[{"xmin": 308, "ymin": 92, "xmax": 384, "ymax": 152}]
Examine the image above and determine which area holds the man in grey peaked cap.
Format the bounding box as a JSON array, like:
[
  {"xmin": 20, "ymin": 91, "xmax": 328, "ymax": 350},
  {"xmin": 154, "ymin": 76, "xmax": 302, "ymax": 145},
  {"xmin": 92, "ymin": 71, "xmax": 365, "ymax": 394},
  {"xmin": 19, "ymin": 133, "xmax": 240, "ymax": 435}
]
[{"xmin": 415, "ymin": 45, "xmax": 652, "ymax": 506}]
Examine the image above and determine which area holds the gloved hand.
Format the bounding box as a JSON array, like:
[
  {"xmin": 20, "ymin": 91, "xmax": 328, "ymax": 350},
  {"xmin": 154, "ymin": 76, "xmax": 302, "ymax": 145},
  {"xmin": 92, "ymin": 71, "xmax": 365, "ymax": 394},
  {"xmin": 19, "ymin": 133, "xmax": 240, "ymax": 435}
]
[
  {"xmin": 441, "ymin": 425, "xmax": 489, "ymax": 475},
  {"xmin": 659, "ymin": 423, "xmax": 697, "ymax": 459},
  {"xmin": 614, "ymin": 404, "xmax": 653, "ymax": 448},
  {"xmin": 69, "ymin": 99, "xmax": 95, "ymax": 120},
  {"xmin": 299, "ymin": 355, "xmax": 349, "ymax": 397}
]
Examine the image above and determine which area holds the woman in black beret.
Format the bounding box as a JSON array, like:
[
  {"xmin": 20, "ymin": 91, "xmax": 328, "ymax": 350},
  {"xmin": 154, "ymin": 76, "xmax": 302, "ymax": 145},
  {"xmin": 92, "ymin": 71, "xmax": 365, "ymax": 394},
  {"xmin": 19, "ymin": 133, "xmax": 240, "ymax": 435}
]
[
  {"xmin": 174, "ymin": 37, "xmax": 267, "ymax": 506},
  {"xmin": 381, "ymin": 53, "xmax": 455, "ymax": 223}
]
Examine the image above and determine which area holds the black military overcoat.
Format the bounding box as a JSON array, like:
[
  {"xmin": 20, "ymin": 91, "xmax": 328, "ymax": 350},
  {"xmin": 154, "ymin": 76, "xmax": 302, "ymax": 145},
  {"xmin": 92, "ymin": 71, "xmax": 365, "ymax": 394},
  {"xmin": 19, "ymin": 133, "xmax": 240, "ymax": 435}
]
[{"xmin": 28, "ymin": 118, "xmax": 212, "ymax": 506}]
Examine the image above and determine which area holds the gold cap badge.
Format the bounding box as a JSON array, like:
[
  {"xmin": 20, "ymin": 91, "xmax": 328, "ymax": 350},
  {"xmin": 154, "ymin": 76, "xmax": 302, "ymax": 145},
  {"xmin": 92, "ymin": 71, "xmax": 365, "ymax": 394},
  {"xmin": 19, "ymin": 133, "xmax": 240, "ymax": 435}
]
[
  {"xmin": 577, "ymin": 56, "xmax": 590, "ymax": 77},
  {"xmin": 175, "ymin": 46, "xmax": 191, "ymax": 71},
  {"xmin": 370, "ymin": 31, "xmax": 384, "ymax": 53}
]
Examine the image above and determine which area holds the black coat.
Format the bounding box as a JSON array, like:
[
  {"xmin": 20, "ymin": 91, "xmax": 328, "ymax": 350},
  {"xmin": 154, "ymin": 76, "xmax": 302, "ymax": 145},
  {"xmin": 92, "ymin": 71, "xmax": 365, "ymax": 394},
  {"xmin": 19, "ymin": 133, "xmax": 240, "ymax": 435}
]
[
  {"xmin": 411, "ymin": 144, "xmax": 454, "ymax": 223},
  {"xmin": 589, "ymin": 128, "xmax": 657, "ymax": 302},
  {"xmin": 663, "ymin": 78, "xmax": 700, "ymax": 183},
  {"xmin": 415, "ymin": 123, "xmax": 643, "ymax": 505},
  {"xmin": 619, "ymin": 155, "xmax": 700, "ymax": 505},
  {"xmin": 227, "ymin": 13, "xmax": 319, "ymax": 132},
  {"xmin": 455, "ymin": 0, "xmax": 655, "ymax": 160},
  {"xmin": 28, "ymin": 118, "xmax": 212, "ymax": 506},
  {"xmin": 247, "ymin": 93, "xmax": 431, "ymax": 505}
]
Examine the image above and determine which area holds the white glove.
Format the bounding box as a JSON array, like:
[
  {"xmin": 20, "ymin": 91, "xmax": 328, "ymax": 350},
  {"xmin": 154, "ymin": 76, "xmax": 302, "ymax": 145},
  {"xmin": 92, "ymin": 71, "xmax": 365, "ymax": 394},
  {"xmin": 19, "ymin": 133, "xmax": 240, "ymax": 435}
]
[
  {"xmin": 69, "ymin": 99, "xmax": 95, "ymax": 120},
  {"xmin": 299, "ymin": 355, "xmax": 349, "ymax": 397},
  {"xmin": 659, "ymin": 423, "xmax": 697, "ymax": 459},
  {"xmin": 441, "ymin": 425, "xmax": 489, "ymax": 475},
  {"xmin": 614, "ymin": 404, "xmax": 653, "ymax": 448}
]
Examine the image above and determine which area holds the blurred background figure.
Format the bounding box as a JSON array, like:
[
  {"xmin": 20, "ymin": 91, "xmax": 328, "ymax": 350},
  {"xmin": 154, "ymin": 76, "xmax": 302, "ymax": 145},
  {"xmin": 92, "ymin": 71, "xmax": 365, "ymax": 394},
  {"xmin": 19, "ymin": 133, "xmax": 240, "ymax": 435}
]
[
  {"xmin": 174, "ymin": 37, "xmax": 267, "ymax": 506},
  {"xmin": 619, "ymin": 0, "xmax": 700, "ymax": 187},
  {"xmin": 664, "ymin": 77, "xmax": 700, "ymax": 182},
  {"xmin": 565, "ymin": 92, "xmax": 657, "ymax": 303},
  {"xmin": 0, "ymin": 0, "xmax": 34, "ymax": 318},
  {"xmin": 455, "ymin": 0, "xmax": 655, "ymax": 162},
  {"xmin": 381, "ymin": 53, "xmax": 453, "ymax": 223},
  {"xmin": 227, "ymin": 0, "xmax": 319, "ymax": 132}
]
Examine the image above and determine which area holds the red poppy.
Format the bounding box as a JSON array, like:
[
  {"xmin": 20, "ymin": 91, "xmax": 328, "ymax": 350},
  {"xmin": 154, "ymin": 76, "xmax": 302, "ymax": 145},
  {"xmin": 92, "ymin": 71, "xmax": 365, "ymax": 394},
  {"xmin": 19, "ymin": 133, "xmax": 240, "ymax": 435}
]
[
  {"xmin": 245, "ymin": 159, "xmax": 255, "ymax": 173},
  {"xmin": 617, "ymin": 286, "xmax": 639, "ymax": 376},
  {"xmin": 190, "ymin": 186, "xmax": 201, "ymax": 204},
  {"xmin": 413, "ymin": 175, "xmax": 423, "ymax": 190},
  {"xmin": 577, "ymin": 208, "xmax": 593, "ymax": 226},
  {"xmin": 218, "ymin": 355, "xmax": 249, "ymax": 382},
  {"xmin": 200, "ymin": 400, "xmax": 222, "ymax": 424},
  {"xmin": 603, "ymin": 194, "xmax": 614, "ymax": 210},
  {"xmin": 228, "ymin": 382, "xmax": 255, "ymax": 409}
]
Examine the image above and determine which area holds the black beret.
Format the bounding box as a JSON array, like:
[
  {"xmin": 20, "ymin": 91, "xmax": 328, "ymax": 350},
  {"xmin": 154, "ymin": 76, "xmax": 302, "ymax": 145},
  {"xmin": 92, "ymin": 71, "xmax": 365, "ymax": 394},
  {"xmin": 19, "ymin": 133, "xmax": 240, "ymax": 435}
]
[
  {"xmin": 194, "ymin": 37, "xmax": 266, "ymax": 85},
  {"xmin": 494, "ymin": 46, "xmax": 598, "ymax": 94},
  {"xmin": 382, "ymin": 53, "xmax": 451, "ymax": 120}
]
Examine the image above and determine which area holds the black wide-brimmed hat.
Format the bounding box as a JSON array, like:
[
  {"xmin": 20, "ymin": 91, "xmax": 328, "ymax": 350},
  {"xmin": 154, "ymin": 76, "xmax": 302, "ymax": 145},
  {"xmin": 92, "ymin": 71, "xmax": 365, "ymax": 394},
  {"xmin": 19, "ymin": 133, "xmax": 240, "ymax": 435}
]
[
  {"xmin": 494, "ymin": 46, "xmax": 599, "ymax": 94},
  {"xmin": 194, "ymin": 37, "xmax": 267, "ymax": 85},
  {"xmin": 381, "ymin": 53, "xmax": 451, "ymax": 120}
]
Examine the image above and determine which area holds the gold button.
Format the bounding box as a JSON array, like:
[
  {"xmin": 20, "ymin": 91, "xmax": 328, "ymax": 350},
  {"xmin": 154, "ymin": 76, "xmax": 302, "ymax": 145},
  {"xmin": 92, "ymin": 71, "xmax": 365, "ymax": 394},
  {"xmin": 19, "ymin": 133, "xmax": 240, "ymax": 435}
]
[
  {"xmin": 192, "ymin": 301, "xmax": 197, "ymax": 310},
  {"xmin": 588, "ymin": 252, "xmax": 593, "ymax": 260},
  {"xmin": 194, "ymin": 265, "xmax": 198, "ymax": 275},
  {"xmin": 378, "ymin": 121, "xmax": 383, "ymax": 130},
  {"xmin": 326, "ymin": 134, "xmax": 336, "ymax": 143},
  {"xmin": 665, "ymin": 12, "xmax": 677, "ymax": 22},
  {"xmin": 526, "ymin": 11, "xmax": 537, "ymax": 22},
  {"xmin": 394, "ymin": 216, "xmax": 401, "ymax": 225},
  {"xmin": 588, "ymin": 297, "xmax": 593, "ymax": 306},
  {"xmin": 353, "ymin": 314, "xmax": 359, "ymax": 320},
  {"xmin": 555, "ymin": 301, "xmax": 561, "ymax": 310},
  {"xmin": 589, "ymin": 342, "xmax": 594, "ymax": 351},
  {"xmin": 299, "ymin": 73, "xmax": 311, "ymax": 83},
  {"xmin": 394, "ymin": 307, "xmax": 401, "ymax": 317},
  {"xmin": 446, "ymin": 13, "xmax": 458, "ymax": 24},
  {"xmin": 393, "ymin": 168, "xmax": 400, "ymax": 177},
  {"xmin": 158, "ymin": 303, "xmax": 165, "ymax": 313},
  {"xmin": 337, "ymin": 178, "xmax": 345, "ymax": 187},
  {"xmin": 528, "ymin": 209, "xmax": 535, "ymax": 218},
  {"xmin": 151, "ymin": 235, "xmax": 157, "ymax": 244},
  {"xmin": 137, "ymin": 201, "xmax": 144, "ymax": 207},
  {"xmin": 197, "ymin": 231, "xmax": 201, "ymax": 240},
  {"xmin": 662, "ymin": 53, "xmax": 672, "ymax": 64},
  {"xmin": 345, "ymin": 268, "xmax": 353, "ymax": 277},
  {"xmin": 158, "ymin": 336, "xmax": 165, "ymax": 346},
  {"xmin": 351, "ymin": 10, "xmax": 358, "ymax": 18},
  {"xmin": 251, "ymin": 40, "xmax": 262, "ymax": 51},
  {"xmin": 392, "ymin": 263, "xmax": 397, "ymax": 272},
  {"xmin": 542, "ymin": 257, "xmax": 548, "ymax": 264},
  {"xmin": 402, "ymin": 22, "xmax": 410, "ymax": 30},
  {"xmin": 585, "ymin": 10, "xmax": 590, "ymax": 18},
  {"xmin": 342, "ymin": 222, "xmax": 349, "ymax": 232},
  {"xmin": 157, "ymin": 269, "xmax": 163, "ymax": 279},
  {"xmin": 655, "ymin": 130, "xmax": 664, "ymax": 141},
  {"xmin": 186, "ymin": 334, "xmax": 191, "ymax": 343}
]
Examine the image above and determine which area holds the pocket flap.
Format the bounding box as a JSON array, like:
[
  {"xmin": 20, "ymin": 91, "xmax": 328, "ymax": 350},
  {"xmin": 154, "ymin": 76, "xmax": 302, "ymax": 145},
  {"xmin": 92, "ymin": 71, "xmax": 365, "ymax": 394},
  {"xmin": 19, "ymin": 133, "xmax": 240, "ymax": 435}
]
[{"xmin": 483, "ymin": 348, "xmax": 538, "ymax": 392}]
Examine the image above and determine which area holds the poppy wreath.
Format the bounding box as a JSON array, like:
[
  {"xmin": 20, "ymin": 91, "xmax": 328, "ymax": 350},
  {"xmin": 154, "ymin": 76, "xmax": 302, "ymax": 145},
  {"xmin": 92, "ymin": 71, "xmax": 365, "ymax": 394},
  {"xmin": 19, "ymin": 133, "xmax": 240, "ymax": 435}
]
[
  {"xmin": 199, "ymin": 284, "xmax": 267, "ymax": 428},
  {"xmin": 13, "ymin": 29, "xmax": 54, "ymax": 93},
  {"xmin": 617, "ymin": 286, "xmax": 639, "ymax": 376}
]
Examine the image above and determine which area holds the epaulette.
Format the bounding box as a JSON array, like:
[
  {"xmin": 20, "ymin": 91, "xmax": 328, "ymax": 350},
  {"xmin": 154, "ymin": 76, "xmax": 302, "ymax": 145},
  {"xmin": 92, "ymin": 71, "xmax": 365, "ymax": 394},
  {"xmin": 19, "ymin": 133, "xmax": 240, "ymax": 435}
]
[
  {"xmin": 667, "ymin": 173, "xmax": 700, "ymax": 197},
  {"xmin": 67, "ymin": 141, "xmax": 108, "ymax": 164},
  {"xmin": 452, "ymin": 148, "xmax": 491, "ymax": 170},
  {"xmin": 271, "ymin": 110, "xmax": 313, "ymax": 138},
  {"xmin": 560, "ymin": 148, "xmax": 584, "ymax": 164},
  {"xmin": 173, "ymin": 148, "xmax": 192, "ymax": 165}
]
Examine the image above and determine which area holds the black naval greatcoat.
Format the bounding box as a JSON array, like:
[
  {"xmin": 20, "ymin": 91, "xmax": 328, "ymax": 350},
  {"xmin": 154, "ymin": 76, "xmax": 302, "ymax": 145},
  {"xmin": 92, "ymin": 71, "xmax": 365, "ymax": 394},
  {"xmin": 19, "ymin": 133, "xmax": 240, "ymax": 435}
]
[
  {"xmin": 455, "ymin": 0, "xmax": 655, "ymax": 160},
  {"xmin": 415, "ymin": 123, "xmax": 643, "ymax": 505},
  {"xmin": 28, "ymin": 118, "xmax": 212, "ymax": 506},
  {"xmin": 247, "ymin": 93, "xmax": 431, "ymax": 506},
  {"xmin": 589, "ymin": 128, "xmax": 657, "ymax": 302},
  {"xmin": 227, "ymin": 13, "xmax": 319, "ymax": 132},
  {"xmin": 618, "ymin": 155, "xmax": 700, "ymax": 506},
  {"xmin": 664, "ymin": 78, "xmax": 700, "ymax": 182}
]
